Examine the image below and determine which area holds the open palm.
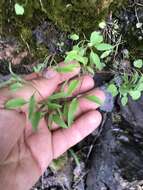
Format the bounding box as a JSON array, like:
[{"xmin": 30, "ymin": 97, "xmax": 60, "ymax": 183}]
[{"xmin": 0, "ymin": 62, "xmax": 104, "ymax": 190}]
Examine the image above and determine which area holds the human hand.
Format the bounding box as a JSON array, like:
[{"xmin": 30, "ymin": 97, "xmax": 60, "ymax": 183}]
[{"xmin": 0, "ymin": 62, "xmax": 105, "ymax": 190}]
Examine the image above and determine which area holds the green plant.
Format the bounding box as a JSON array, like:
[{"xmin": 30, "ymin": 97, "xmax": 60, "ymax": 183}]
[
  {"xmin": 14, "ymin": 3, "xmax": 25, "ymax": 15},
  {"xmin": 107, "ymin": 69, "xmax": 143, "ymax": 106},
  {"xmin": 65, "ymin": 31, "xmax": 114, "ymax": 74},
  {"xmin": 3, "ymin": 31, "xmax": 143, "ymax": 130}
]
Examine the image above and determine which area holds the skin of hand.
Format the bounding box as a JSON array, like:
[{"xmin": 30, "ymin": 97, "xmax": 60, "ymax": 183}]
[{"xmin": 0, "ymin": 62, "xmax": 105, "ymax": 190}]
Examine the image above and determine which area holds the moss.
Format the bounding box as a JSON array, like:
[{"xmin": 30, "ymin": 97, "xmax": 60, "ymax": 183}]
[
  {"xmin": 1, "ymin": 0, "xmax": 127, "ymax": 59},
  {"xmin": 41, "ymin": 0, "xmax": 114, "ymax": 33}
]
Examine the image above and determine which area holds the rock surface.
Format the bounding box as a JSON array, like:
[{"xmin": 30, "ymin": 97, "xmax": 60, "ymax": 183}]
[{"xmin": 86, "ymin": 96, "xmax": 143, "ymax": 190}]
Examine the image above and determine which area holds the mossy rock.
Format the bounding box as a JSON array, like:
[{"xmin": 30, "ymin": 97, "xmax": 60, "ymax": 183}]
[
  {"xmin": 42, "ymin": 0, "xmax": 114, "ymax": 32},
  {"xmin": 0, "ymin": 0, "xmax": 127, "ymax": 59}
]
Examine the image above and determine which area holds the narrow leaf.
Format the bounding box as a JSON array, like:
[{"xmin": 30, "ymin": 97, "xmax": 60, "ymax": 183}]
[
  {"xmin": 100, "ymin": 50, "xmax": 112, "ymax": 59},
  {"xmin": 48, "ymin": 92, "xmax": 66, "ymax": 100},
  {"xmin": 68, "ymin": 98, "xmax": 78, "ymax": 126},
  {"xmin": 63, "ymin": 103, "xmax": 69, "ymax": 120},
  {"xmin": 30, "ymin": 111, "xmax": 41, "ymax": 130},
  {"xmin": 67, "ymin": 80, "xmax": 80, "ymax": 96},
  {"xmin": 28, "ymin": 95, "xmax": 36, "ymax": 119},
  {"xmin": 86, "ymin": 95, "xmax": 102, "ymax": 105},
  {"xmin": 96, "ymin": 43, "xmax": 114, "ymax": 51},
  {"xmin": 5, "ymin": 98, "xmax": 27, "ymax": 109},
  {"xmin": 10, "ymin": 82, "xmax": 23, "ymax": 92},
  {"xmin": 53, "ymin": 114, "xmax": 68, "ymax": 128},
  {"xmin": 56, "ymin": 63, "xmax": 79, "ymax": 73}
]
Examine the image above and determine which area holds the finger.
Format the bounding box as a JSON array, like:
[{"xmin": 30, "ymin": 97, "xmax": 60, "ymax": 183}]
[
  {"xmin": 0, "ymin": 62, "xmax": 80, "ymax": 105},
  {"xmin": 52, "ymin": 110, "xmax": 102, "ymax": 158},
  {"xmin": 75, "ymin": 88, "xmax": 105, "ymax": 117},
  {"xmin": 0, "ymin": 109, "xmax": 25, "ymax": 162}
]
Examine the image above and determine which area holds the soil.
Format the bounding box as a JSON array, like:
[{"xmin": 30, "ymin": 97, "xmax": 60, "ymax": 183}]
[{"xmin": 0, "ymin": 1, "xmax": 143, "ymax": 190}]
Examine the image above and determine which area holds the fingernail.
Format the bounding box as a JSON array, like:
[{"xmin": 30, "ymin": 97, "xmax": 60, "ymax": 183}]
[{"xmin": 43, "ymin": 69, "xmax": 57, "ymax": 79}]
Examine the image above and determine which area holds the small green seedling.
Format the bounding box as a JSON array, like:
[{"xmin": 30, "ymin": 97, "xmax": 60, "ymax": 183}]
[{"xmin": 14, "ymin": 3, "xmax": 25, "ymax": 15}]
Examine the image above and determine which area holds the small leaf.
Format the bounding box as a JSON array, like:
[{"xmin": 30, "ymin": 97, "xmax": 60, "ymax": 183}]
[
  {"xmin": 95, "ymin": 43, "xmax": 114, "ymax": 51},
  {"xmin": 65, "ymin": 50, "xmax": 87, "ymax": 65},
  {"xmin": 90, "ymin": 51, "xmax": 103, "ymax": 70},
  {"xmin": 86, "ymin": 95, "xmax": 102, "ymax": 105},
  {"xmin": 10, "ymin": 82, "xmax": 23, "ymax": 91},
  {"xmin": 107, "ymin": 84, "xmax": 118, "ymax": 97},
  {"xmin": 121, "ymin": 96, "xmax": 128, "ymax": 106},
  {"xmin": 69, "ymin": 34, "xmax": 79, "ymax": 41},
  {"xmin": 30, "ymin": 111, "xmax": 41, "ymax": 130},
  {"xmin": 133, "ymin": 59, "xmax": 143, "ymax": 68},
  {"xmin": 67, "ymin": 80, "xmax": 80, "ymax": 96},
  {"xmin": 53, "ymin": 114, "xmax": 68, "ymax": 128},
  {"xmin": 56, "ymin": 63, "xmax": 79, "ymax": 73},
  {"xmin": 14, "ymin": 3, "xmax": 24, "ymax": 15},
  {"xmin": 68, "ymin": 98, "xmax": 78, "ymax": 126},
  {"xmin": 90, "ymin": 31, "xmax": 103, "ymax": 45},
  {"xmin": 48, "ymin": 92, "xmax": 66, "ymax": 100},
  {"xmin": 137, "ymin": 82, "xmax": 143, "ymax": 91},
  {"xmin": 129, "ymin": 90, "xmax": 141, "ymax": 100},
  {"xmin": 28, "ymin": 95, "xmax": 36, "ymax": 119},
  {"xmin": 100, "ymin": 50, "xmax": 112, "ymax": 59},
  {"xmin": 87, "ymin": 66, "xmax": 94, "ymax": 75},
  {"xmin": 47, "ymin": 102, "xmax": 62, "ymax": 110},
  {"xmin": 5, "ymin": 98, "xmax": 27, "ymax": 109},
  {"xmin": 99, "ymin": 21, "xmax": 106, "ymax": 29}
]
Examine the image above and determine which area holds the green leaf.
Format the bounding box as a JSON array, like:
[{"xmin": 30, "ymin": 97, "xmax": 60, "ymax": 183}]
[
  {"xmin": 65, "ymin": 50, "xmax": 87, "ymax": 65},
  {"xmin": 69, "ymin": 34, "xmax": 79, "ymax": 41},
  {"xmin": 90, "ymin": 51, "xmax": 103, "ymax": 70},
  {"xmin": 56, "ymin": 63, "xmax": 79, "ymax": 73},
  {"xmin": 68, "ymin": 98, "xmax": 78, "ymax": 126},
  {"xmin": 95, "ymin": 43, "xmax": 114, "ymax": 51},
  {"xmin": 87, "ymin": 66, "xmax": 94, "ymax": 75},
  {"xmin": 86, "ymin": 95, "xmax": 102, "ymax": 105},
  {"xmin": 5, "ymin": 98, "xmax": 27, "ymax": 109},
  {"xmin": 133, "ymin": 59, "xmax": 143, "ymax": 68},
  {"xmin": 99, "ymin": 21, "xmax": 106, "ymax": 29},
  {"xmin": 137, "ymin": 82, "xmax": 143, "ymax": 91},
  {"xmin": 90, "ymin": 31, "xmax": 103, "ymax": 45},
  {"xmin": 107, "ymin": 84, "xmax": 118, "ymax": 97},
  {"xmin": 121, "ymin": 95, "xmax": 128, "ymax": 106},
  {"xmin": 30, "ymin": 111, "xmax": 41, "ymax": 130},
  {"xmin": 67, "ymin": 80, "xmax": 80, "ymax": 96},
  {"xmin": 28, "ymin": 95, "xmax": 36, "ymax": 119},
  {"xmin": 10, "ymin": 82, "xmax": 23, "ymax": 92},
  {"xmin": 48, "ymin": 92, "xmax": 66, "ymax": 100},
  {"xmin": 14, "ymin": 3, "xmax": 24, "ymax": 15},
  {"xmin": 63, "ymin": 103, "xmax": 69, "ymax": 120},
  {"xmin": 47, "ymin": 102, "xmax": 62, "ymax": 110},
  {"xmin": 53, "ymin": 114, "xmax": 68, "ymax": 128},
  {"xmin": 129, "ymin": 90, "xmax": 141, "ymax": 100},
  {"xmin": 100, "ymin": 50, "xmax": 112, "ymax": 59}
]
